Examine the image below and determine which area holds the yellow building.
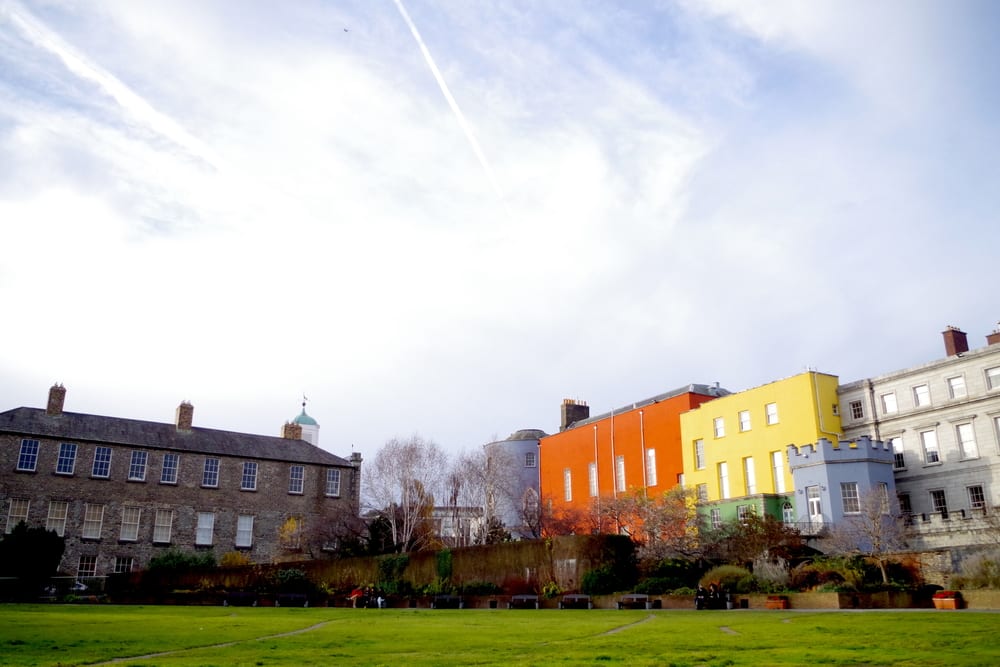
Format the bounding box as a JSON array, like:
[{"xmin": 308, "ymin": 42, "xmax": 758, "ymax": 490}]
[{"xmin": 679, "ymin": 371, "xmax": 841, "ymax": 526}]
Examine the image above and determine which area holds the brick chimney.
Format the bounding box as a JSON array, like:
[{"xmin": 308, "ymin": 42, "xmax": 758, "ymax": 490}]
[
  {"xmin": 560, "ymin": 398, "xmax": 590, "ymax": 432},
  {"xmin": 281, "ymin": 421, "xmax": 303, "ymax": 440},
  {"xmin": 46, "ymin": 383, "xmax": 66, "ymax": 416},
  {"xmin": 175, "ymin": 401, "xmax": 194, "ymax": 431},
  {"xmin": 987, "ymin": 322, "xmax": 1000, "ymax": 347},
  {"xmin": 942, "ymin": 326, "xmax": 969, "ymax": 357}
]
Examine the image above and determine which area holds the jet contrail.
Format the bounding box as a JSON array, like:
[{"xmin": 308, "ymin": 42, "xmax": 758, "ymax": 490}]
[
  {"xmin": 392, "ymin": 0, "xmax": 505, "ymax": 204},
  {"xmin": 2, "ymin": 1, "xmax": 222, "ymax": 172}
]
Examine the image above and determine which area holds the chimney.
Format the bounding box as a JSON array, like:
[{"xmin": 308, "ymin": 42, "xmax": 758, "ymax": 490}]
[
  {"xmin": 942, "ymin": 326, "xmax": 969, "ymax": 357},
  {"xmin": 987, "ymin": 322, "xmax": 1000, "ymax": 347},
  {"xmin": 560, "ymin": 398, "xmax": 590, "ymax": 432},
  {"xmin": 46, "ymin": 383, "xmax": 66, "ymax": 416},
  {"xmin": 175, "ymin": 401, "xmax": 194, "ymax": 431},
  {"xmin": 281, "ymin": 421, "xmax": 303, "ymax": 440},
  {"xmin": 349, "ymin": 451, "xmax": 363, "ymax": 466}
]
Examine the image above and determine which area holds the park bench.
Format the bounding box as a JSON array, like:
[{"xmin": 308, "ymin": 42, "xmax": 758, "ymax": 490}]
[
  {"xmin": 617, "ymin": 594, "xmax": 651, "ymax": 610},
  {"xmin": 558, "ymin": 594, "xmax": 592, "ymax": 609},
  {"xmin": 276, "ymin": 593, "xmax": 309, "ymax": 607},
  {"xmin": 224, "ymin": 591, "xmax": 258, "ymax": 607},
  {"xmin": 508, "ymin": 594, "xmax": 539, "ymax": 609},
  {"xmin": 431, "ymin": 595, "xmax": 464, "ymax": 609}
]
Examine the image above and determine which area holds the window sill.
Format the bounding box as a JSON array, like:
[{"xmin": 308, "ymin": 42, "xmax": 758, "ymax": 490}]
[
  {"xmin": 15, "ymin": 468, "xmax": 37, "ymax": 474},
  {"xmin": 159, "ymin": 481, "xmax": 178, "ymax": 486},
  {"xmin": 240, "ymin": 488, "xmax": 257, "ymax": 492},
  {"xmin": 923, "ymin": 462, "xmax": 942, "ymax": 468},
  {"xmin": 288, "ymin": 491, "xmax": 303, "ymax": 496},
  {"xmin": 90, "ymin": 475, "xmax": 110, "ymax": 480}
]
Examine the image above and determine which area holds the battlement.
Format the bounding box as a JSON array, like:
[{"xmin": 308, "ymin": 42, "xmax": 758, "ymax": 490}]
[{"xmin": 787, "ymin": 436, "xmax": 894, "ymax": 468}]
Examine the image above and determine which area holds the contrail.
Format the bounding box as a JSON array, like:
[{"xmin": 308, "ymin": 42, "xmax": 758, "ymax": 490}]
[
  {"xmin": 392, "ymin": 0, "xmax": 505, "ymax": 204},
  {"xmin": 2, "ymin": 1, "xmax": 222, "ymax": 171}
]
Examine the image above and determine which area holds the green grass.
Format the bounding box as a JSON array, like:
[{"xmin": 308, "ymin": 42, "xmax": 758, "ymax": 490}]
[{"xmin": 1, "ymin": 606, "xmax": 998, "ymax": 666}]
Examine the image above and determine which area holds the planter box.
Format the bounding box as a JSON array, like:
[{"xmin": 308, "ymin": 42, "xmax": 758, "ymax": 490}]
[
  {"xmin": 932, "ymin": 592, "xmax": 963, "ymax": 610},
  {"xmin": 765, "ymin": 596, "xmax": 789, "ymax": 610}
]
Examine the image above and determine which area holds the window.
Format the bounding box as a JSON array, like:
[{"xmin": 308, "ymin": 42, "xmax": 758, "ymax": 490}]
[
  {"xmin": 912, "ymin": 384, "xmax": 930, "ymax": 407},
  {"xmin": 160, "ymin": 453, "xmax": 179, "ymax": 484},
  {"xmin": 710, "ymin": 508, "xmax": 722, "ymax": 529},
  {"xmin": 877, "ymin": 482, "xmax": 890, "ymax": 513},
  {"xmin": 77, "ymin": 555, "xmax": 97, "ymax": 578},
  {"xmin": 743, "ymin": 457, "xmax": 756, "ymax": 495},
  {"xmin": 718, "ymin": 462, "xmax": 730, "ymax": 499},
  {"xmin": 694, "ymin": 439, "xmax": 705, "ymax": 470},
  {"xmin": 696, "ymin": 483, "xmax": 708, "ymax": 503},
  {"xmin": 289, "ymin": 465, "xmax": 304, "ymax": 494},
  {"xmin": 92, "ymin": 446, "xmax": 112, "ymax": 478},
  {"xmin": 771, "ymin": 451, "xmax": 786, "ymax": 493},
  {"xmin": 645, "ymin": 449, "xmax": 657, "ymax": 486},
  {"xmin": 738, "ymin": 410, "xmax": 751, "ymax": 432},
  {"xmin": 890, "ymin": 436, "xmax": 905, "ymax": 469},
  {"xmin": 588, "ymin": 462, "xmax": 598, "ymax": 497},
  {"xmin": 114, "ymin": 557, "xmax": 134, "ymax": 574},
  {"xmin": 880, "ymin": 393, "xmax": 897, "ymax": 415},
  {"xmin": 765, "ymin": 402, "xmax": 779, "ymax": 425},
  {"xmin": 921, "ymin": 430, "xmax": 940, "ymax": 464},
  {"xmin": 56, "ymin": 443, "xmax": 77, "ymax": 475},
  {"xmin": 17, "ymin": 439, "xmax": 39, "ymax": 471},
  {"xmin": 241, "ymin": 462, "xmax": 258, "ymax": 491},
  {"xmin": 195, "ymin": 512, "xmax": 215, "ymax": 545},
  {"xmin": 6, "ymin": 498, "xmax": 29, "ymax": 533},
  {"xmin": 563, "ymin": 468, "xmax": 572, "ymax": 502},
  {"xmin": 615, "ymin": 455, "xmax": 625, "ymax": 492},
  {"xmin": 737, "ymin": 505, "xmax": 750, "ymax": 524},
  {"xmin": 82, "ymin": 503, "xmax": 104, "ymax": 539},
  {"xmin": 849, "ymin": 400, "xmax": 864, "ymax": 420},
  {"xmin": 713, "ymin": 417, "xmax": 725, "ymax": 438},
  {"xmin": 841, "ymin": 482, "xmax": 861, "ymax": 514},
  {"xmin": 153, "ymin": 509, "xmax": 173, "ymax": 544},
  {"xmin": 956, "ymin": 423, "xmax": 978, "ymax": 459},
  {"xmin": 325, "ymin": 468, "xmax": 341, "ymax": 497},
  {"xmin": 128, "ymin": 451, "xmax": 148, "ymax": 481},
  {"xmin": 968, "ymin": 485, "xmax": 986, "ymax": 510},
  {"xmin": 202, "ymin": 458, "xmax": 220, "ymax": 487},
  {"xmin": 46, "ymin": 501, "xmax": 68, "ymax": 536},
  {"xmin": 987, "ymin": 367, "xmax": 1000, "ymax": 391},
  {"xmin": 947, "ymin": 376, "xmax": 967, "ymax": 399},
  {"xmin": 898, "ymin": 493, "xmax": 912, "ymax": 517},
  {"xmin": 782, "ymin": 502, "xmax": 795, "ymax": 524},
  {"xmin": 236, "ymin": 515, "xmax": 254, "ymax": 548},
  {"xmin": 930, "ymin": 490, "xmax": 949, "ymax": 519},
  {"xmin": 832, "ymin": 404, "xmax": 840, "ymax": 416},
  {"xmin": 280, "ymin": 516, "xmax": 303, "ymax": 550},
  {"xmin": 524, "ymin": 452, "xmax": 537, "ymax": 468},
  {"xmin": 120, "ymin": 506, "xmax": 141, "ymax": 541}
]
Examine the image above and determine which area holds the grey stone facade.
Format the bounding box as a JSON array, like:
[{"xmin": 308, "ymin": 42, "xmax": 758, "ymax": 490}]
[
  {"xmin": 1, "ymin": 386, "xmax": 361, "ymax": 577},
  {"xmin": 838, "ymin": 326, "xmax": 1000, "ymax": 549}
]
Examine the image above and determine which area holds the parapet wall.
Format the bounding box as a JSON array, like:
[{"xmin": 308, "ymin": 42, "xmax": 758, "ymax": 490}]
[{"xmin": 788, "ymin": 436, "xmax": 894, "ymax": 468}]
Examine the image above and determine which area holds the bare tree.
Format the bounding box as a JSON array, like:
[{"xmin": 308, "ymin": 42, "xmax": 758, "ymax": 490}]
[
  {"xmin": 823, "ymin": 488, "xmax": 908, "ymax": 583},
  {"xmin": 305, "ymin": 500, "xmax": 369, "ymax": 558},
  {"xmin": 364, "ymin": 435, "xmax": 447, "ymax": 552}
]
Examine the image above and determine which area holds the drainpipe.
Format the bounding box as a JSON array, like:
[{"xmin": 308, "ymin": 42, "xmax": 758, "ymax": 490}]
[
  {"xmin": 610, "ymin": 407, "xmax": 617, "ymax": 498},
  {"xmin": 593, "ymin": 425, "xmax": 601, "ymax": 532},
  {"xmin": 866, "ymin": 379, "xmax": 881, "ymax": 441}
]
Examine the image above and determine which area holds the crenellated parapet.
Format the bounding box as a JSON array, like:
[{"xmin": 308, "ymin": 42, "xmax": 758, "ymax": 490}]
[{"xmin": 787, "ymin": 436, "xmax": 894, "ymax": 469}]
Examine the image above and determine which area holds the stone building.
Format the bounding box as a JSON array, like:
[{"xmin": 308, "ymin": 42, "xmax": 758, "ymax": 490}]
[
  {"xmin": 485, "ymin": 429, "xmax": 545, "ymax": 539},
  {"xmin": 0, "ymin": 385, "xmax": 362, "ymax": 578},
  {"xmin": 838, "ymin": 324, "xmax": 1000, "ymax": 549}
]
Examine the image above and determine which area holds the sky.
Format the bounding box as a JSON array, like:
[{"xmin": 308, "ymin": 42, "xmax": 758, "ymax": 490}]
[{"xmin": 2, "ymin": 0, "xmax": 999, "ymax": 460}]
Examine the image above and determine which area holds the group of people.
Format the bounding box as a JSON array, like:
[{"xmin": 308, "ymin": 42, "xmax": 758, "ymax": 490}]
[
  {"xmin": 348, "ymin": 587, "xmax": 386, "ymax": 608},
  {"xmin": 694, "ymin": 583, "xmax": 732, "ymax": 610}
]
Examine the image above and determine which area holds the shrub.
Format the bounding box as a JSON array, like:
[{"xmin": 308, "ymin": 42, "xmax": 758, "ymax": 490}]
[
  {"xmin": 460, "ymin": 581, "xmax": 503, "ymax": 596},
  {"xmin": 147, "ymin": 549, "xmax": 216, "ymax": 572},
  {"xmin": 582, "ymin": 564, "xmax": 631, "ymax": 595},
  {"xmin": 672, "ymin": 586, "xmax": 696, "ymax": 597},
  {"xmin": 540, "ymin": 581, "xmax": 562, "ymax": 598},
  {"xmin": 219, "ymin": 551, "xmax": 252, "ymax": 568},
  {"xmin": 633, "ymin": 578, "xmax": 676, "ymax": 595},
  {"xmin": 699, "ymin": 565, "xmax": 752, "ymax": 592},
  {"xmin": 436, "ymin": 549, "xmax": 453, "ymax": 580},
  {"xmin": 952, "ymin": 549, "xmax": 1000, "ymax": 589}
]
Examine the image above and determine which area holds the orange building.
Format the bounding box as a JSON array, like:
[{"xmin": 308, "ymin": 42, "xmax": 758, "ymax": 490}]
[{"xmin": 539, "ymin": 384, "xmax": 727, "ymax": 533}]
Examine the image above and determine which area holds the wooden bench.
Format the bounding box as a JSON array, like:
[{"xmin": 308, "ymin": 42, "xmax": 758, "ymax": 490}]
[
  {"xmin": 224, "ymin": 591, "xmax": 258, "ymax": 607},
  {"xmin": 508, "ymin": 594, "xmax": 539, "ymax": 609},
  {"xmin": 617, "ymin": 594, "xmax": 651, "ymax": 610},
  {"xmin": 431, "ymin": 595, "xmax": 463, "ymax": 609},
  {"xmin": 559, "ymin": 594, "xmax": 592, "ymax": 609}
]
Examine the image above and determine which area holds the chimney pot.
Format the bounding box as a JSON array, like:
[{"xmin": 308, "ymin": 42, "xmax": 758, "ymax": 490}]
[
  {"xmin": 175, "ymin": 401, "xmax": 194, "ymax": 431},
  {"xmin": 942, "ymin": 326, "xmax": 969, "ymax": 357},
  {"xmin": 46, "ymin": 383, "xmax": 66, "ymax": 416}
]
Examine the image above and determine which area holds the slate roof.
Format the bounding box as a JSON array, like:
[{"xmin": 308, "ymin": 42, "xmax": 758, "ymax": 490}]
[{"xmin": 0, "ymin": 407, "xmax": 352, "ymax": 467}]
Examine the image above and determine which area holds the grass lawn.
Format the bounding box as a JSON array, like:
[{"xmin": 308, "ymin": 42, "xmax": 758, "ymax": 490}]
[{"xmin": 1, "ymin": 605, "xmax": 998, "ymax": 666}]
